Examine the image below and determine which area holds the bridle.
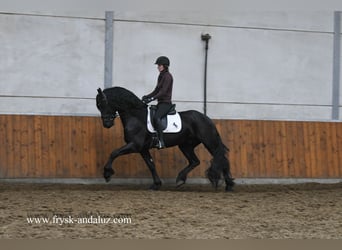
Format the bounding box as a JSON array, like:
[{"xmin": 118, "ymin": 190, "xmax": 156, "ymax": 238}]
[{"xmin": 102, "ymin": 111, "xmax": 119, "ymax": 121}]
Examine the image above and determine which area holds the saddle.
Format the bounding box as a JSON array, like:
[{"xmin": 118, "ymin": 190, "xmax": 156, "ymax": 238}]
[{"xmin": 147, "ymin": 105, "xmax": 182, "ymax": 133}]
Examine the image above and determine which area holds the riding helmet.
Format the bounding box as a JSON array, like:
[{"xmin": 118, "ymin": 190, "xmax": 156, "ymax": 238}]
[{"xmin": 155, "ymin": 56, "xmax": 170, "ymax": 66}]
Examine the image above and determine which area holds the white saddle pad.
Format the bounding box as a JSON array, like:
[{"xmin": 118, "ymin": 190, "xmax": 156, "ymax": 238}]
[{"xmin": 147, "ymin": 107, "xmax": 182, "ymax": 133}]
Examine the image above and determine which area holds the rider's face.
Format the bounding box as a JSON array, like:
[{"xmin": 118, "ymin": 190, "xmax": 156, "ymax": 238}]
[{"xmin": 157, "ymin": 64, "xmax": 164, "ymax": 72}]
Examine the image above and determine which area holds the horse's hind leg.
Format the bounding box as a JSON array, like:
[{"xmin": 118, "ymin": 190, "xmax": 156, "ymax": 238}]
[
  {"xmin": 176, "ymin": 143, "xmax": 200, "ymax": 187},
  {"xmin": 140, "ymin": 149, "xmax": 162, "ymax": 190}
]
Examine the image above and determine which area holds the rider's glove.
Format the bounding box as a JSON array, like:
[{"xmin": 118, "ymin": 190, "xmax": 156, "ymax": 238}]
[{"xmin": 142, "ymin": 96, "xmax": 154, "ymax": 104}]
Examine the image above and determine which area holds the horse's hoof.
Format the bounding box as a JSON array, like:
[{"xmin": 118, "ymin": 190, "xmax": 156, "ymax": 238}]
[
  {"xmin": 176, "ymin": 180, "xmax": 185, "ymax": 187},
  {"xmin": 176, "ymin": 174, "xmax": 187, "ymax": 187},
  {"xmin": 149, "ymin": 183, "xmax": 161, "ymax": 191},
  {"xmin": 225, "ymin": 179, "xmax": 235, "ymax": 192},
  {"xmin": 103, "ymin": 168, "xmax": 114, "ymax": 183}
]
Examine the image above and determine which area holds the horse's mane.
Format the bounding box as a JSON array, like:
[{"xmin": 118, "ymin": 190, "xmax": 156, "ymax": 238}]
[{"xmin": 103, "ymin": 86, "xmax": 146, "ymax": 111}]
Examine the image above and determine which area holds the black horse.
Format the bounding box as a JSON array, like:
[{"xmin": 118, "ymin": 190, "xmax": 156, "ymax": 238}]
[{"xmin": 96, "ymin": 87, "xmax": 234, "ymax": 191}]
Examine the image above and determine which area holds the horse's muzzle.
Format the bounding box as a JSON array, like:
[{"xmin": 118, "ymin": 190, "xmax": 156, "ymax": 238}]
[
  {"xmin": 101, "ymin": 114, "xmax": 116, "ymax": 128},
  {"xmin": 103, "ymin": 120, "xmax": 114, "ymax": 128}
]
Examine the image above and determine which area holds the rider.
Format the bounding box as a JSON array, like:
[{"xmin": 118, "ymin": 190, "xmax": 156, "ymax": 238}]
[{"xmin": 142, "ymin": 56, "xmax": 173, "ymax": 149}]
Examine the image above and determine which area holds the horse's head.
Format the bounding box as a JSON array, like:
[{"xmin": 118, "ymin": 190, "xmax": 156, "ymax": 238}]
[{"xmin": 96, "ymin": 88, "xmax": 117, "ymax": 128}]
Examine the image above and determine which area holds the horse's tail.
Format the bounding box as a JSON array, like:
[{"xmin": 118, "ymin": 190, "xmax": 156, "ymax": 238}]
[{"xmin": 192, "ymin": 111, "xmax": 234, "ymax": 189}]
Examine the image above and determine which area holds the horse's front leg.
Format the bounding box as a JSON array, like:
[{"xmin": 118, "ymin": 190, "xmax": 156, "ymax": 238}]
[
  {"xmin": 140, "ymin": 149, "xmax": 162, "ymax": 190},
  {"xmin": 104, "ymin": 142, "xmax": 135, "ymax": 182}
]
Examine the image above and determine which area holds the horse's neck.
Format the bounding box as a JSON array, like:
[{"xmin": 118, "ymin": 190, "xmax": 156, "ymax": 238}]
[{"xmin": 118, "ymin": 108, "xmax": 147, "ymax": 127}]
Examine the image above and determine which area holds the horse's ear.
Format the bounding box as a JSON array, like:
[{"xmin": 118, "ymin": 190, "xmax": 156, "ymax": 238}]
[{"xmin": 97, "ymin": 88, "xmax": 108, "ymax": 103}]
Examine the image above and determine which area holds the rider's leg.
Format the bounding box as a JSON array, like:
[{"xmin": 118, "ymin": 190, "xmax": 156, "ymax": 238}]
[
  {"xmin": 153, "ymin": 103, "xmax": 171, "ymax": 149},
  {"xmin": 155, "ymin": 121, "xmax": 165, "ymax": 149}
]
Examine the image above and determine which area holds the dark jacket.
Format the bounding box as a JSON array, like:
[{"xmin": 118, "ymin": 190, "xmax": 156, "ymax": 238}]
[{"xmin": 146, "ymin": 70, "xmax": 173, "ymax": 103}]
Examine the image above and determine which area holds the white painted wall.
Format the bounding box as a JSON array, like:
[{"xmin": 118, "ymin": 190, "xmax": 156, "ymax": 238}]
[
  {"xmin": 0, "ymin": 13, "xmax": 104, "ymax": 115},
  {"xmin": 0, "ymin": 11, "xmax": 340, "ymax": 121}
]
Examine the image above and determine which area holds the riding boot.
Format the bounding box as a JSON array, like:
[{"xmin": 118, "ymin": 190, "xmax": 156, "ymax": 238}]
[
  {"xmin": 158, "ymin": 131, "xmax": 165, "ymax": 149},
  {"xmin": 156, "ymin": 125, "xmax": 165, "ymax": 149}
]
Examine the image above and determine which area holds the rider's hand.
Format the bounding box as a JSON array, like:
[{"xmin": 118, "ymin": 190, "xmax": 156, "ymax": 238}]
[{"xmin": 142, "ymin": 96, "xmax": 154, "ymax": 104}]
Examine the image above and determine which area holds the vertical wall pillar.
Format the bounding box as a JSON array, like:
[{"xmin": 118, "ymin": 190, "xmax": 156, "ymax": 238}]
[
  {"xmin": 332, "ymin": 11, "xmax": 341, "ymax": 120},
  {"xmin": 104, "ymin": 11, "xmax": 114, "ymax": 89},
  {"xmin": 201, "ymin": 33, "xmax": 211, "ymax": 116}
]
